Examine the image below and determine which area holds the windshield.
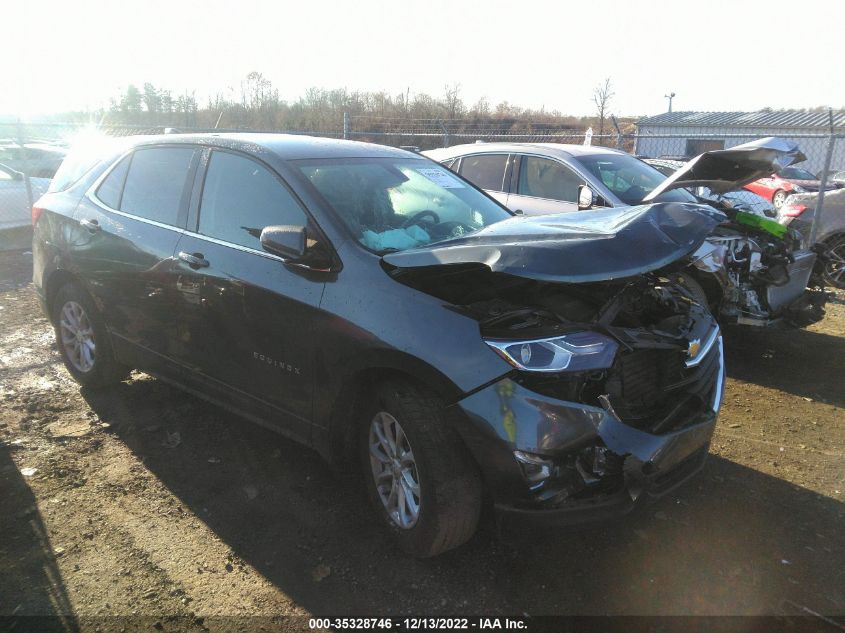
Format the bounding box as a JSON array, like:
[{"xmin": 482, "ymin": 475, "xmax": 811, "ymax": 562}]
[
  {"xmin": 295, "ymin": 157, "xmax": 513, "ymax": 252},
  {"xmin": 573, "ymin": 154, "xmax": 697, "ymax": 205},
  {"xmin": 780, "ymin": 167, "xmax": 817, "ymax": 180}
]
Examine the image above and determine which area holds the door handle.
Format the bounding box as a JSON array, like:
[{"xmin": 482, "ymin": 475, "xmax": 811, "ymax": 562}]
[
  {"xmin": 80, "ymin": 218, "xmax": 101, "ymax": 233},
  {"xmin": 178, "ymin": 251, "xmax": 210, "ymax": 269}
]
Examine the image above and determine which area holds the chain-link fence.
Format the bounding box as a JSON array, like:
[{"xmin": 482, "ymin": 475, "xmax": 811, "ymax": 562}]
[
  {"xmin": 344, "ymin": 114, "xmax": 625, "ymax": 151},
  {"xmin": 1, "ymin": 118, "xmax": 842, "ymax": 252}
]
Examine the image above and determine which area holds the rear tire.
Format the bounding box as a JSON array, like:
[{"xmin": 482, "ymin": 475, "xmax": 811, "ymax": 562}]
[
  {"xmin": 360, "ymin": 380, "xmax": 482, "ymax": 558},
  {"xmin": 52, "ymin": 283, "xmax": 129, "ymax": 388},
  {"xmin": 822, "ymin": 235, "xmax": 845, "ymax": 289}
]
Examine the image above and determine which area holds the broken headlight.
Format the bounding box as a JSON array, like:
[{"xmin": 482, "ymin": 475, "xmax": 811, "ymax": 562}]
[
  {"xmin": 485, "ymin": 331, "xmax": 618, "ymax": 373},
  {"xmin": 513, "ymin": 450, "xmax": 553, "ymax": 488}
]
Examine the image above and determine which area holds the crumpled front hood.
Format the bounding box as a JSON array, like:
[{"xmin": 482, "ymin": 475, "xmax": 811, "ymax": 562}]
[
  {"xmin": 383, "ymin": 202, "xmax": 726, "ymax": 284},
  {"xmin": 644, "ymin": 137, "xmax": 807, "ymax": 201}
]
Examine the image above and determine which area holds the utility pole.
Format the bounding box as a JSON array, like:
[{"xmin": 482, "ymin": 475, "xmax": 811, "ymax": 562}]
[
  {"xmin": 809, "ymin": 107, "xmax": 836, "ymax": 246},
  {"xmin": 665, "ymin": 92, "xmax": 676, "ymax": 113},
  {"xmin": 16, "ymin": 120, "xmax": 34, "ymax": 212}
]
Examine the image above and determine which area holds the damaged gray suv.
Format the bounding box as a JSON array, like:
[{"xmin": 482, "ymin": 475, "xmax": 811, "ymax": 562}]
[{"xmin": 34, "ymin": 134, "xmax": 726, "ymax": 557}]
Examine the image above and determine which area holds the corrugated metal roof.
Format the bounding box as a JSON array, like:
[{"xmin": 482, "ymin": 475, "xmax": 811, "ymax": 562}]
[{"xmin": 637, "ymin": 109, "xmax": 845, "ymax": 129}]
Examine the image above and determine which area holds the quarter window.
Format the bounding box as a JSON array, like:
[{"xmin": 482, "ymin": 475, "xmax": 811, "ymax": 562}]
[
  {"xmin": 95, "ymin": 156, "xmax": 130, "ymax": 209},
  {"xmin": 198, "ymin": 151, "xmax": 307, "ymax": 250},
  {"xmin": 518, "ymin": 156, "xmax": 582, "ymax": 202},
  {"xmin": 458, "ymin": 154, "xmax": 508, "ymax": 192},
  {"xmin": 120, "ymin": 147, "xmax": 194, "ymax": 226}
]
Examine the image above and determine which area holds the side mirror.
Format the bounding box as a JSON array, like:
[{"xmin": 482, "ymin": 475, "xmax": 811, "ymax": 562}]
[
  {"xmin": 577, "ymin": 185, "xmax": 595, "ymax": 210},
  {"xmin": 260, "ymin": 225, "xmax": 306, "ymax": 260}
]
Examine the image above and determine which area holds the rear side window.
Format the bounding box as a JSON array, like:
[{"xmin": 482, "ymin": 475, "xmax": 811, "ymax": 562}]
[
  {"xmin": 198, "ymin": 151, "xmax": 307, "ymax": 250},
  {"xmin": 95, "ymin": 157, "xmax": 130, "ymax": 209},
  {"xmin": 518, "ymin": 156, "xmax": 582, "ymax": 202},
  {"xmin": 458, "ymin": 154, "xmax": 508, "ymax": 192},
  {"xmin": 120, "ymin": 147, "xmax": 194, "ymax": 226}
]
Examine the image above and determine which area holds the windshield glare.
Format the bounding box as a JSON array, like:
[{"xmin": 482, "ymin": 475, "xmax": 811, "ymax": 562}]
[
  {"xmin": 296, "ymin": 158, "xmax": 512, "ymax": 252},
  {"xmin": 574, "ymin": 154, "xmax": 697, "ymax": 205}
]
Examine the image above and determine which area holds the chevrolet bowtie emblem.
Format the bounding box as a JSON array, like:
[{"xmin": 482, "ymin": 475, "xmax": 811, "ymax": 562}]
[{"xmin": 688, "ymin": 339, "xmax": 702, "ymax": 359}]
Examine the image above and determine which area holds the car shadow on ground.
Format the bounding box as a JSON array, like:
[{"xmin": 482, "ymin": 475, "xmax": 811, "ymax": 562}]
[
  {"xmin": 0, "ymin": 444, "xmax": 78, "ymax": 628},
  {"xmin": 81, "ymin": 379, "xmax": 845, "ymax": 617},
  {"xmin": 723, "ymin": 325, "xmax": 845, "ymax": 408}
]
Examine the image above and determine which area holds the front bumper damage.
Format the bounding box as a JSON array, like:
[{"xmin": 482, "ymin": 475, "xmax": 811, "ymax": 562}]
[
  {"xmin": 693, "ymin": 239, "xmax": 827, "ymax": 328},
  {"xmin": 449, "ymin": 336, "xmax": 725, "ymax": 526}
]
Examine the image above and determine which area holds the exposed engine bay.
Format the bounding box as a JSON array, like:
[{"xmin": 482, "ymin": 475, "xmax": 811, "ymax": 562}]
[
  {"xmin": 389, "ymin": 264, "xmax": 722, "ymax": 437},
  {"xmin": 687, "ymin": 207, "xmax": 827, "ymax": 327}
]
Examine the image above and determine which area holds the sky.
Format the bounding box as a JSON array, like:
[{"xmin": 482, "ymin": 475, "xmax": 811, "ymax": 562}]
[{"xmin": 4, "ymin": 0, "xmax": 843, "ymax": 119}]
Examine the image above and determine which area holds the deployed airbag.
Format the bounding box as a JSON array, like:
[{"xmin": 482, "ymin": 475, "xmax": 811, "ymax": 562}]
[{"xmin": 362, "ymin": 225, "xmax": 431, "ymax": 251}]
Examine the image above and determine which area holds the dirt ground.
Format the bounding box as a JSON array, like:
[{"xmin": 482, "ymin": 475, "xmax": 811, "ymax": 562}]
[{"xmin": 1, "ymin": 248, "xmax": 844, "ymax": 628}]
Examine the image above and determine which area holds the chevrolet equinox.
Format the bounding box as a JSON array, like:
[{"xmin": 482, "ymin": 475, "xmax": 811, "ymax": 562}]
[{"xmin": 33, "ymin": 134, "xmax": 726, "ymax": 557}]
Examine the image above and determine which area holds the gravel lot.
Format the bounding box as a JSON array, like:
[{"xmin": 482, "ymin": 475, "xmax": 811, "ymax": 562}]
[{"xmin": 1, "ymin": 248, "xmax": 843, "ymax": 627}]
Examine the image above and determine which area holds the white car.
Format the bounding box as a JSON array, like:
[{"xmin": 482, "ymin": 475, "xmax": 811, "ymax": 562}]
[{"xmin": 0, "ymin": 163, "xmax": 50, "ymax": 230}]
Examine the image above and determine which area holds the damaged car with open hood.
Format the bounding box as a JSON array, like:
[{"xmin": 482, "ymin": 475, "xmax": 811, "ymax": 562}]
[
  {"xmin": 425, "ymin": 137, "xmax": 828, "ymax": 328},
  {"xmin": 34, "ymin": 134, "xmax": 726, "ymax": 558}
]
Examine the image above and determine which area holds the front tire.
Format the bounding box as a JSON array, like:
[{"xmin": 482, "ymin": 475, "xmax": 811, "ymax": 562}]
[
  {"xmin": 772, "ymin": 189, "xmax": 787, "ymax": 209},
  {"xmin": 360, "ymin": 380, "xmax": 482, "ymax": 558},
  {"xmin": 52, "ymin": 283, "xmax": 129, "ymax": 388}
]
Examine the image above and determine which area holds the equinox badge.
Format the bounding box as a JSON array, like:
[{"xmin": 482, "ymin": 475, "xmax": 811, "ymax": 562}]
[{"xmin": 253, "ymin": 351, "xmax": 301, "ymax": 375}]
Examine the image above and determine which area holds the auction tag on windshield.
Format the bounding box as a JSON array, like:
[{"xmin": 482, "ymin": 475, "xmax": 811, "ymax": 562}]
[{"xmin": 416, "ymin": 167, "xmax": 465, "ymax": 188}]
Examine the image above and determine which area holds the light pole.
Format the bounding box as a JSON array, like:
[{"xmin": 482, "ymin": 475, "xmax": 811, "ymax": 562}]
[{"xmin": 665, "ymin": 92, "xmax": 676, "ymax": 113}]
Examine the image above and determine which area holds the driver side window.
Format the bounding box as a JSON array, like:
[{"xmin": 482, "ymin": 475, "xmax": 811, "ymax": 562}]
[
  {"xmin": 198, "ymin": 151, "xmax": 307, "ymax": 250},
  {"xmin": 517, "ymin": 156, "xmax": 581, "ymax": 202}
]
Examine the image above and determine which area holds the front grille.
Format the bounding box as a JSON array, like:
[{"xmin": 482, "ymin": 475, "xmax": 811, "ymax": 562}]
[{"xmin": 605, "ymin": 342, "xmax": 721, "ymax": 434}]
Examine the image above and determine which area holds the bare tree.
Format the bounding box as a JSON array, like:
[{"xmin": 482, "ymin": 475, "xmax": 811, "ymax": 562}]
[
  {"xmin": 444, "ymin": 83, "xmax": 463, "ymax": 120},
  {"xmin": 241, "ymin": 72, "xmax": 278, "ymax": 111},
  {"xmin": 470, "ymin": 96, "xmax": 490, "ymax": 119},
  {"xmin": 142, "ymin": 83, "xmax": 160, "ymax": 121},
  {"xmin": 593, "ymin": 77, "xmax": 615, "ymax": 145}
]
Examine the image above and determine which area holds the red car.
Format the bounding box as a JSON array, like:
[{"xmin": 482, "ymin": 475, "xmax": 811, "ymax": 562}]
[{"xmin": 745, "ymin": 166, "xmax": 838, "ymax": 209}]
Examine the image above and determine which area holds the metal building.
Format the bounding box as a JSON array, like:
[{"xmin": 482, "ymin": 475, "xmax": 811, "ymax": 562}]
[{"xmin": 634, "ymin": 109, "xmax": 845, "ymax": 174}]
